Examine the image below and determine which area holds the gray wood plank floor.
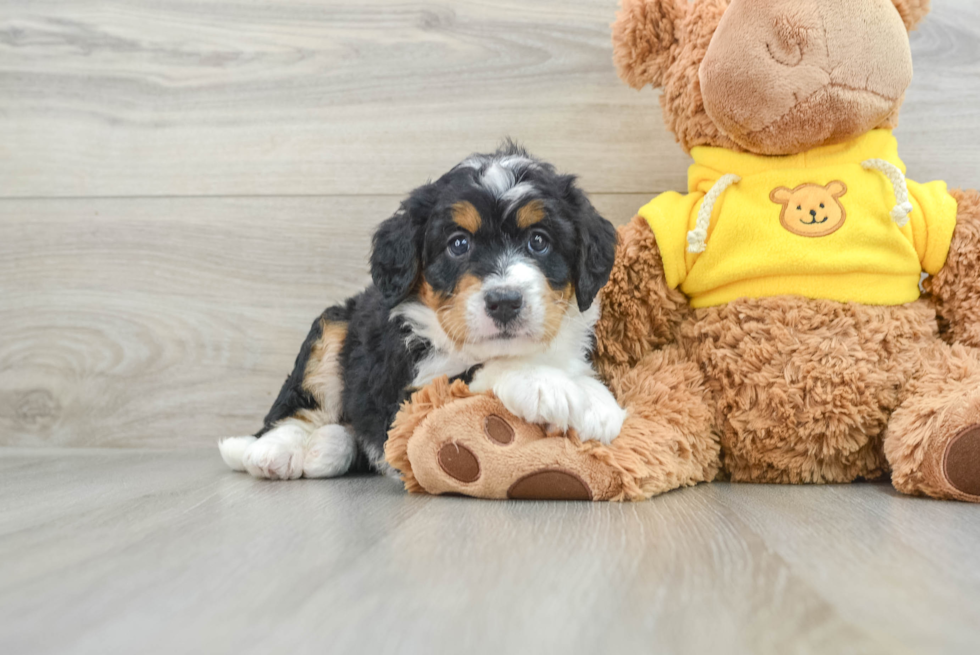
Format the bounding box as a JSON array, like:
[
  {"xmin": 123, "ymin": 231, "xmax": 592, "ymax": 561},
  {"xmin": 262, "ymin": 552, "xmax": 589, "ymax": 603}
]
[
  {"xmin": 2, "ymin": 448, "xmax": 979, "ymax": 655},
  {"xmin": 3, "ymin": 3, "xmax": 980, "ymax": 652}
]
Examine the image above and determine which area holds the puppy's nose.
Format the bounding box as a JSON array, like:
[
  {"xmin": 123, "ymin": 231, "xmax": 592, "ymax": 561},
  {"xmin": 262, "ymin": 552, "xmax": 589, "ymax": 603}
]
[{"xmin": 485, "ymin": 288, "xmax": 523, "ymax": 326}]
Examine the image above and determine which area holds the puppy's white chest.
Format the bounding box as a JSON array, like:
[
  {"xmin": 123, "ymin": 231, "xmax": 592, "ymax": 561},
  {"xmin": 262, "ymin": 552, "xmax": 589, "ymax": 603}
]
[{"xmin": 411, "ymin": 350, "xmax": 477, "ymax": 388}]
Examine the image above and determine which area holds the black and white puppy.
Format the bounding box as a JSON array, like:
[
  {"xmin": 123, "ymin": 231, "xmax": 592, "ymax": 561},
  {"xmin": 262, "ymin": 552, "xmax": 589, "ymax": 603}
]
[{"xmin": 219, "ymin": 145, "xmax": 625, "ymax": 479}]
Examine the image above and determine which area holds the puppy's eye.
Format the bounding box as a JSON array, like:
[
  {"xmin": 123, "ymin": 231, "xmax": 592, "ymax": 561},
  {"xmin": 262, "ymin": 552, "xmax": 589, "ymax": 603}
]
[
  {"xmin": 528, "ymin": 231, "xmax": 551, "ymax": 255},
  {"xmin": 447, "ymin": 233, "xmax": 470, "ymax": 257}
]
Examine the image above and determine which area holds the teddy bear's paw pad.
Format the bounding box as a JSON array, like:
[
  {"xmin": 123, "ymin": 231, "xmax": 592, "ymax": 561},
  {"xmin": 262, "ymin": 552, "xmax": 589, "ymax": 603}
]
[
  {"xmin": 507, "ymin": 469, "xmax": 593, "ymax": 501},
  {"xmin": 438, "ymin": 443, "xmax": 481, "ymax": 483},
  {"xmin": 944, "ymin": 425, "xmax": 980, "ymax": 498},
  {"xmin": 484, "ymin": 414, "xmax": 515, "ymax": 445}
]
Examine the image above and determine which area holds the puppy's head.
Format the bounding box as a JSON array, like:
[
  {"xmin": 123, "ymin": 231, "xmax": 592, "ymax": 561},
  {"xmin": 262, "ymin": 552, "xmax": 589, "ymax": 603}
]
[{"xmin": 371, "ymin": 144, "xmax": 617, "ymax": 353}]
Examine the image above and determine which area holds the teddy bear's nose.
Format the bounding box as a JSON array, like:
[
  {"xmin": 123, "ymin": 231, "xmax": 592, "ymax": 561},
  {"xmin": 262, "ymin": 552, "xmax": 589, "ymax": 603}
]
[{"xmin": 810, "ymin": 209, "xmax": 817, "ymax": 217}]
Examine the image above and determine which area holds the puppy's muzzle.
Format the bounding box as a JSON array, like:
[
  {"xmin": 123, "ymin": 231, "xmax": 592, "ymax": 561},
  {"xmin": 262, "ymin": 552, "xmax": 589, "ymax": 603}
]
[{"xmin": 484, "ymin": 288, "xmax": 523, "ymax": 327}]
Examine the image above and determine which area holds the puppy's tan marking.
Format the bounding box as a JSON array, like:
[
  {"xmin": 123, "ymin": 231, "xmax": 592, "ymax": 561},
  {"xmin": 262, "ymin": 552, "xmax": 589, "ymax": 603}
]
[
  {"xmin": 516, "ymin": 199, "xmax": 546, "ymax": 229},
  {"xmin": 452, "ymin": 201, "xmax": 482, "ymax": 233},
  {"xmin": 301, "ymin": 320, "xmax": 348, "ymax": 424},
  {"xmin": 421, "ymin": 275, "xmax": 484, "ymax": 346},
  {"xmin": 542, "ymin": 283, "xmax": 574, "ymax": 341}
]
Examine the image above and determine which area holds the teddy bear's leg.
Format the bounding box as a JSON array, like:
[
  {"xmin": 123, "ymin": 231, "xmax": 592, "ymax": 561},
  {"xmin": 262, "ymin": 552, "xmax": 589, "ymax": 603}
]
[
  {"xmin": 592, "ymin": 215, "xmax": 693, "ymax": 380},
  {"xmin": 387, "ymin": 346, "xmax": 720, "ymax": 501},
  {"xmin": 884, "ymin": 342, "xmax": 980, "ymax": 502},
  {"xmin": 924, "ymin": 189, "xmax": 980, "ymax": 347}
]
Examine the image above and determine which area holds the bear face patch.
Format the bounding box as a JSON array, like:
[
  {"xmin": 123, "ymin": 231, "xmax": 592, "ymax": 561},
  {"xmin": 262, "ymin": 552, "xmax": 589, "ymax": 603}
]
[{"xmin": 770, "ymin": 182, "xmax": 848, "ymax": 238}]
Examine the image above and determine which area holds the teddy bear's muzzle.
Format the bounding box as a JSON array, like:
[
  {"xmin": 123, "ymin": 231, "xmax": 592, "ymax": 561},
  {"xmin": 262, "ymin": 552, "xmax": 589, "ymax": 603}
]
[{"xmin": 698, "ymin": 0, "xmax": 913, "ymax": 156}]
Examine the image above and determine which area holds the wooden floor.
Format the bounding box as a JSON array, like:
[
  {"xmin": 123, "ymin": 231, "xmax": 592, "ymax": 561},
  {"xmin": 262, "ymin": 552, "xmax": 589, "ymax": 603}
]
[
  {"xmin": 1, "ymin": 0, "xmax": 979, "ymax": 447},
  {"xmin": 3, "ymin": 1, "xmax": 980, "ymax": 652},
  {"xmin": 2, "ymin": 448, "xmax": 979, "ymax": 655}
]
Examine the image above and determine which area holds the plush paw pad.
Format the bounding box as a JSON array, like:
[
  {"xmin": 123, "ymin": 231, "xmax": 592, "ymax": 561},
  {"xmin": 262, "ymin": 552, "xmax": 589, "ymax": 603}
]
[
  {"xmin": 507, "ymin": 469, "xmax": 593, "ymax": 501},
  {"xmin": 438, "ymin": 443, "xmax": 481, "ymax": 483},
  {"xmin": 944, "ymin": 425, "xmax": 980, "ymax": 497},
  {"xmin": 407, "ymin": 395, "xmax": 619, "ymax": 501},
  {"xmin": 484, "ymin": 415, "xmax": 515, "ymax": 445}
]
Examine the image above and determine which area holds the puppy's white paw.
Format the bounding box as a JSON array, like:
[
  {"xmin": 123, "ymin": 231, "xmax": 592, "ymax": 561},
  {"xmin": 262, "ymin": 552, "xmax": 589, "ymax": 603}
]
[
  {"xmin": 241, "ymin": 424, "xmax": 306, "ymax": 480},
  {"xmin": 492, "ymin": 367, "xmax": 587, "ymax": 434},
  {"xmin": 218, "ymin": 435, "xmax": 258, "ymax": 471},
  {"xmin": 303, "ymin": 424, "xmax": 356, "ymax": 478},
  {"xmin": 569, "ymin": 377, "xmax": 627, "ymax": 445},
  {"xmin": 491, "ymin": 368, "xmax": 625, "ymax": 444}
]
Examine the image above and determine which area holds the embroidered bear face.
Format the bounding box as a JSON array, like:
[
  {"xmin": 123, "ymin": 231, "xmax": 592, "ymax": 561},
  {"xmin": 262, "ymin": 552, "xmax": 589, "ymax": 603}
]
[{"xmin": 770, "ymin": 182, "xmax": 848, "ymax": 237}]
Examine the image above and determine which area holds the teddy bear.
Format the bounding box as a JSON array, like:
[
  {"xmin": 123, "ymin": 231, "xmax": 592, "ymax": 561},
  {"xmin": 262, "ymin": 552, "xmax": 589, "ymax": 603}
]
[{"xmin": 384, "ymin": 0, "xmax": 980, "ymax": 503}]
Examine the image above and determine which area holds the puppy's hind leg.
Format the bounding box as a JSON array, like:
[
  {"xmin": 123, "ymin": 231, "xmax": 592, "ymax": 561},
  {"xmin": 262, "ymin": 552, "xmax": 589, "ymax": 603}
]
[
  {"xmin": 241, "ymin": 421, "xmax": 308, "ymax": 480},
  {"xmin": 303, "ymin": 424, "xmax": 357, "ymax": 478},
  {"xmin": 295, "ymin": 313, "xmax": 356, "ymax": 478},
  {"xmin": 224, "ymin": 308, "xmax": 356, "ymax": 480},
  {"xmin": 237, "ymin": 421, "xmax": 355, "ymax": 480},
  {"xmin": 218, "ymin": 435, "xmax": 257, "ymax": 471}
]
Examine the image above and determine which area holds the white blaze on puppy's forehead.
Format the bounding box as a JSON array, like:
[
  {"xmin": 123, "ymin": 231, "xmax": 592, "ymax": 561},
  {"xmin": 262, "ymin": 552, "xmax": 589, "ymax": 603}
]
[
  {"xmin": 497, "ymin": 154, "xmax": 535, "ymax": 171},
  {"xmin": 458, "ymin": 155, "xmax": 487, "ymax": 170},
  {"xmin": 480, "ymin": 161, "xmax": 516, "ymax": 198},
  {"xmin": 459, "ymin": 152, "xmax": 538, "ymax": 199},
  {"xmin": 501, "ymin": 183, "xmax": 536, "ymax": 215}
]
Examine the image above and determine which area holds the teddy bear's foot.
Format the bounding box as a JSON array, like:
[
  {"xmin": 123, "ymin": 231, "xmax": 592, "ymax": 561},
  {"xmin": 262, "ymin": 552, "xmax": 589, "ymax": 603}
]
[
  {"xmin": 943, "ymin": 425, "xmax": 980, "ymax": 499},
  {"xmin": 885, "ymin": 344, "xmax": 980, "ymax": 503},
  {"xmin": 404, "ymin": 394, "xmax": 623, "ymax": 501}
]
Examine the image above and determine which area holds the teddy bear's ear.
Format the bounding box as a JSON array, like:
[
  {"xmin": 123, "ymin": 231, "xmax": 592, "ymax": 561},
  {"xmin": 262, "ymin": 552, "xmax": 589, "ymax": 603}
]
[
  {"xmin": 826, "ymin": 181, "xmax": 848, "ymax": 198},
  {"xmin": 891, "ymin": 0, "xmax": 931, "ymax": 31},
  {"xmin": 612, "ymin": 0, "xmax": 689, "ymax": 89},
  {"xmin": 770, "ymin": 187, "xmax": 793, "ymax": 205}
]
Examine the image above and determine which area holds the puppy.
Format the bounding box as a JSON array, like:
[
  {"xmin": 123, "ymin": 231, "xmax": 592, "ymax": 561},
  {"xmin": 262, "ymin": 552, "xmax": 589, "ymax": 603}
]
[{"xmin": 219, "ymin": 145, "xmax": 626, "ymax": 480}]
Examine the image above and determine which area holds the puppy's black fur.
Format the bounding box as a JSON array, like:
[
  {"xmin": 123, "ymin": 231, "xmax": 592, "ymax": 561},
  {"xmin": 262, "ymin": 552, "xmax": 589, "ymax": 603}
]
[{"xmin": 254, "ymin": 144, "xmax": 617, "ymax": 472}]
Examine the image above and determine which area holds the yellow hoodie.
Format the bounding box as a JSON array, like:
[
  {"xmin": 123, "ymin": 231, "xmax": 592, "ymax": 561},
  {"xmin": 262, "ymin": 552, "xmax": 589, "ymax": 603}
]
[{"xmin": 638, "ymin": 130, "xmax": 958, "ymax": 308}]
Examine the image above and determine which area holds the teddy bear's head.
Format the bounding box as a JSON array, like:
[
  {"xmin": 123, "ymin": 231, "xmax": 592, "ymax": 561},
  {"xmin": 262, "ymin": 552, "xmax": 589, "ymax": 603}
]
[{"xmin": 613, "ymin": 0, "xmax": 930, "ymax": 156}]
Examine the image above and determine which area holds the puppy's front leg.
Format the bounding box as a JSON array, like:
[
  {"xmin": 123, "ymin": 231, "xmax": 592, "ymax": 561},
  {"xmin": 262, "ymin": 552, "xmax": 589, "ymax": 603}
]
[{"xmin": 469, "ymin": 363, "xmax": 626, "ymax": 444}]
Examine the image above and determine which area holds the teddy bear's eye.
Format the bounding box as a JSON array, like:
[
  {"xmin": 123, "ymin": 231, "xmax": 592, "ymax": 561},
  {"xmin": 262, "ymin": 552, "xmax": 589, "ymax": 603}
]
[
  {"xmin": 820, "ymin": 203, "xmax": 825, "ymax": 208},
  {"xmin": 797, "ymin": 205, "xmax": 802, "ymax": 211}
]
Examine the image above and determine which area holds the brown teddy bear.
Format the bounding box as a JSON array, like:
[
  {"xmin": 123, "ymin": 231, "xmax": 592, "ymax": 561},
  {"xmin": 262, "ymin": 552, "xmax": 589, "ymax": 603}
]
[{"xmin": 384, "ymin": 0, "xmax": 980, "ymax": 503}]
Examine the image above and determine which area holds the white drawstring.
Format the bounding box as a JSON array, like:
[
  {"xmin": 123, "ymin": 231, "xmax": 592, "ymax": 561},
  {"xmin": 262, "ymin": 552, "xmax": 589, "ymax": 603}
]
[
  {"xmin": 687, "ymin": 174, "xmax": 741, "ymax": 253},
  {"xmin": 862, "ymin": 158, "xmax": 913, "ymax": 228},
  {"xmin": 687, "ymin": 161, "xmax": 909, "ymax": 252}
]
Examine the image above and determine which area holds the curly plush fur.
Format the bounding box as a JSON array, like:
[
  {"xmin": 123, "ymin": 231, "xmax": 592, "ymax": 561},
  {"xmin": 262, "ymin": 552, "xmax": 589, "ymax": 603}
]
[{"xmin": 387, "ymin": 0, "xmax": 980, "ymax": 502}]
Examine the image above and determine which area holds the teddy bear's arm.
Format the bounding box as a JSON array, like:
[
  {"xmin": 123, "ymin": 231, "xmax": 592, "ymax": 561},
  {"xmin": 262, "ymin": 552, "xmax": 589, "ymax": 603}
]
[
  {"xmin": 925, "ymin": 189, "xmax": 980, "ymax": 348},
  {"xmin": 592, "ymin": 215, "xmax": 692, "ymax": 381}
]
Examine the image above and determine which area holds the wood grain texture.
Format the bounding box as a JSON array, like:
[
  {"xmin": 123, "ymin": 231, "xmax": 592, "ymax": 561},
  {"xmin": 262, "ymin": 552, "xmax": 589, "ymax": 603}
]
[
  {"xmin": 0, "ymin": 194, "xmax": 648, "ymax": 447},
  {"xmin": 0, "ymin": 0, "xmax": 691, "ymax": 197},
  {"xmin": 1, "ymin": 449, "xmax": 979, "ymax": 655},
  {"xmin": 0, "ymin": 0, "xmax": 979, "ymax": 448},
  {"xmin": 1, "ymin": 0, "xmax": 977, "ymax": 198}
]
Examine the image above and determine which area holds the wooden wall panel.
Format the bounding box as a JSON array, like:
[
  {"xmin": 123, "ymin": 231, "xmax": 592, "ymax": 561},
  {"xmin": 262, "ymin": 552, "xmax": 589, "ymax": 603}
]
[
  {"xmin": 0, "ymin": 194, "xmax": 648, "ymax": 447},
  {"xmin": 0, "ymin": 0, "xmax": 979, "ymax": 447}
]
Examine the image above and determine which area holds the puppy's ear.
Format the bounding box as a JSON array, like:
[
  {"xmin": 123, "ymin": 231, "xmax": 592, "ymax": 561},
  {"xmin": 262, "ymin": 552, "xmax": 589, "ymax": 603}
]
[
  {"xmin": 891, "ymin": 0, "xmax": 930, "ymax": 31},
  {"xmin": 562, "ymin": 177, "xmax": 618, "ymax": 312},
  {"xmin": 370, "ymin": 184, "xmax": 437, "ymax": 307},
  {"xmin": 612, "ymin": 0, "xmax": 688, "ymax": 89}
]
